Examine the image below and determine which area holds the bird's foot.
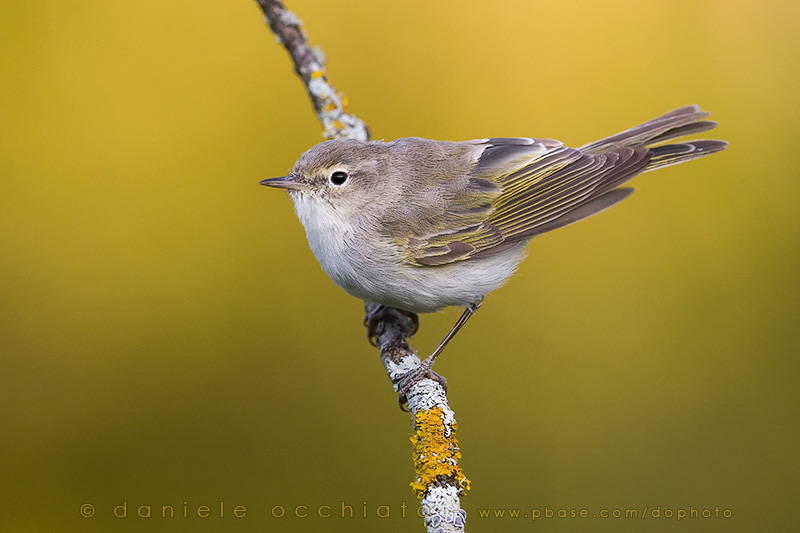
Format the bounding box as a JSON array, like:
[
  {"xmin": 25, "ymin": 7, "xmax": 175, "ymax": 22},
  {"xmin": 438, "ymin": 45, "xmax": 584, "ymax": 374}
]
[
  {"xmin": 396, "ymin": 357, "xmax": 447, "ymax": 409},
  {"xmin": 364, "ymin": 304, "xmax": 419, "ymax": 346}
]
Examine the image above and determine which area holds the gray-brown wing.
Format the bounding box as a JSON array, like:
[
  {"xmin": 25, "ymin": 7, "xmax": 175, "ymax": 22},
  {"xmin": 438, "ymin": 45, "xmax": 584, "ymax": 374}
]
[
  {"xmin": 403, "ymin": 106, "xmax": 727, "ymax": 266},
  {"xmin": 405, "ymin": 144, "xmax": 650, "ymax": 265}
]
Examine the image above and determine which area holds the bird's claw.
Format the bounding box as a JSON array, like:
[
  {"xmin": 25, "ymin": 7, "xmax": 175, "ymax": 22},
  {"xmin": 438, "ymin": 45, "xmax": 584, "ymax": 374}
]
[
  {"xmin": 396, "ymin": 359, "xmax": 448, "ymax": 410},
  {"xmin": 364, "ymin": 304, "xmax": 387, "ymax": 347},
  {"xmin": 364, "ymin": 304, "xmax": 419, "ymax": 347}
]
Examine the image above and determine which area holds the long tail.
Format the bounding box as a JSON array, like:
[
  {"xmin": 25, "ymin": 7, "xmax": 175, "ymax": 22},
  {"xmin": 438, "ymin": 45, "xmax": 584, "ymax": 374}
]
[
  {"xmin": 499, "ymin": 106, "xmax": 727, "ymax": 241},
  {"xmin": 580, "ymin": 105, "xmax": 728, "ymax": 170}
]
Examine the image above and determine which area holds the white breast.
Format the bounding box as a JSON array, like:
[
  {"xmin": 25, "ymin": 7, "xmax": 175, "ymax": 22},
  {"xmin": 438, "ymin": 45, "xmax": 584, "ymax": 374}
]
[{"xmin": 291, "ymin": 191, "xmax": 527, "ymax": 313}]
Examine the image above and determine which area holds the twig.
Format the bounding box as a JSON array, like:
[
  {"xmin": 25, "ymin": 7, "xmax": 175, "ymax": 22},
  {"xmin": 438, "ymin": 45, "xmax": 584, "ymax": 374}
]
[
  {"xmin": 367, "ymin": 302, "xmax": 469, "ymax": 531},
  {"xmin": 256, "ymin": 2, "xmax": 467, "ymax": 531},
  {"xmin": 255, "ymin": 0, "xmax": 368, "ymax": 141}
]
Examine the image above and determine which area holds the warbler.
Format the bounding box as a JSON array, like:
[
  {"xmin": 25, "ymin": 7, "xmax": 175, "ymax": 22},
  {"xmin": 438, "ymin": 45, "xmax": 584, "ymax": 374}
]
[{"xmin": 261, "ymin": 105, "xmax": 727, "ymax": 402}]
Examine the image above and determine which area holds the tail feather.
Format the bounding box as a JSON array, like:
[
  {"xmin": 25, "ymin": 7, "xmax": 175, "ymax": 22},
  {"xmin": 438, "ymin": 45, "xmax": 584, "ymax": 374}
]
[
  {"xmin": 646, "ymin": 120, "xmax": 718, "ymax": 145},
  {"xmin": 518, "ymin": 106, "xmax": 727, "ymax": 239},
  {"xmin": 580, "ymin": 105, "xmax": 728, "ymax": 169},
  {"xmin": 646, "ymin": 139, "xmax": 728, "ymax": 171},
  {"xmin": 581, "ymin": 105, "xmax": 715, "ymax": 151}
]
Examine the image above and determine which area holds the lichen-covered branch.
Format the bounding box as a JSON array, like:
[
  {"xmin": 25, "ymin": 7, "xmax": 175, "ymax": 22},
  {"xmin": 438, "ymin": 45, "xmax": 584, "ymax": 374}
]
[
  {"xmin": 255, "ymin": 0, "xmax": 369, "ymax": 141},
  {"xmin": 257, "ymin": 2, "xmax": 467, "ymax": 530},
  {"xmin": 366, "ymin": 302, "xmax": 469, "ymax": 532}
]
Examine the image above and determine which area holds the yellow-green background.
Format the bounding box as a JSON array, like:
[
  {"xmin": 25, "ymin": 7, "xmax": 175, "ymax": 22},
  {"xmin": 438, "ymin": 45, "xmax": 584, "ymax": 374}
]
[{"xmin": 1, "ymin": 1, "xmax": 797, "ymax": 532}]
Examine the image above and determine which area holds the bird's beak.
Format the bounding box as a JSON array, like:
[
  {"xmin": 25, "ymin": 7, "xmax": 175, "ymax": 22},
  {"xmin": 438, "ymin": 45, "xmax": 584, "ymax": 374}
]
[{"xmin": 259, "ymin": 176, "xmax": 306, "ymax": 191}]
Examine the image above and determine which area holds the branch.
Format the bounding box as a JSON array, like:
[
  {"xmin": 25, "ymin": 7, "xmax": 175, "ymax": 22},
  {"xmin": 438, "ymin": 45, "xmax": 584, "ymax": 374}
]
[
  {"xmin": 257, "ymin": 2, "xmax": 468, "ymax": 530},
  {"xmin": 255, "ymin": 0, "xmax": 368, "ymax": 141},
  {"xmin": 366, "ymin": 302, "xmax": 470, "ymax": 531}
]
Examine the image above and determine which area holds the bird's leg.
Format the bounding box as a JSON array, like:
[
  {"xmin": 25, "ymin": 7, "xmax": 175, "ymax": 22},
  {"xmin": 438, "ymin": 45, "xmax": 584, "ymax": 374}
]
[
  {"xmin": 364, "ymin": 303, "xmax": 419, "ymax": 346},
  {"xmin": 396, "ymin": 299, "xmax": 483, "ymax": 406}
]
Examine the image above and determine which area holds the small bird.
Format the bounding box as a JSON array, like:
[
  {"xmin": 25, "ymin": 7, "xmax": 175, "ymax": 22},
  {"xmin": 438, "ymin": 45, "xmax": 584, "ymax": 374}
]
[{"xmin": 261, "ymin": 105, "xmax": 727, "ymax": 403}]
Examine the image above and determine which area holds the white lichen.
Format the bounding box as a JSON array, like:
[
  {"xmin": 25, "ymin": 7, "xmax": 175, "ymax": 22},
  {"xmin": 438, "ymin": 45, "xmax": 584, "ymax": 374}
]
[
  {"xmin": 311, "ymin": 45, "xmax": 326, "ymax": 66},
  {"xmin": 307, "ymin": 75, "xmax": 336, "ymax": 101},
  {"xmin": 422, "ymin": 485, "xmax": 466, "ymax": 532},
  {"xmin": 279, "ymin": 9, "xmax": 303, "ymax": 27}
]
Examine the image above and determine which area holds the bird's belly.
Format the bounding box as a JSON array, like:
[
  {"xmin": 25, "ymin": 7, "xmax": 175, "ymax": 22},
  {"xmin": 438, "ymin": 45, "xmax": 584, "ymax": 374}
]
[{"xmin": 310, "ymin": 230, "xmax": 528, "ymax": 313}]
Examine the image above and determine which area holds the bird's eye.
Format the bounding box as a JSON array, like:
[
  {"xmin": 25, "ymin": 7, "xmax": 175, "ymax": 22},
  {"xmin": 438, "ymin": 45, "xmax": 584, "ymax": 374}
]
[{"xmin": 329, "ymin": 170, "xmax": 348, "ymax": 186}]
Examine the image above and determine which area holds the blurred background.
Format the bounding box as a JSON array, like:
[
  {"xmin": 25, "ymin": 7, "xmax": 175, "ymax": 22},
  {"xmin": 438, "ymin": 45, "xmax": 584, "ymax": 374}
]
[{"xmin": 1, "ymin": 1, "xmax": 797, "ymax": 531}]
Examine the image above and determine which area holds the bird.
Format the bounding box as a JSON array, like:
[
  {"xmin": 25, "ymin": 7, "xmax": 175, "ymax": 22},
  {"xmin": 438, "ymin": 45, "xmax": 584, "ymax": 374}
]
[{"xmin": 261, "ymin": 105, "xmax": 727, "ymax": 404}]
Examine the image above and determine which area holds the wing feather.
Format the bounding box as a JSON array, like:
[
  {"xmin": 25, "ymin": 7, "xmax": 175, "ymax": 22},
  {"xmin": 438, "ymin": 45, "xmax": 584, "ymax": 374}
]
[{"xmin": 402, "ymin": 106, "xmax": 726, "ymax": 266}]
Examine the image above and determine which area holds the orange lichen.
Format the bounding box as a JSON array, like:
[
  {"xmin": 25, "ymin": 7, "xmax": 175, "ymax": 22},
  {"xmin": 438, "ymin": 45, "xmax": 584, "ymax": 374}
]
[{"xmin": 409, "ymin": 407, "xmax": 470, "ymax": 497}]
